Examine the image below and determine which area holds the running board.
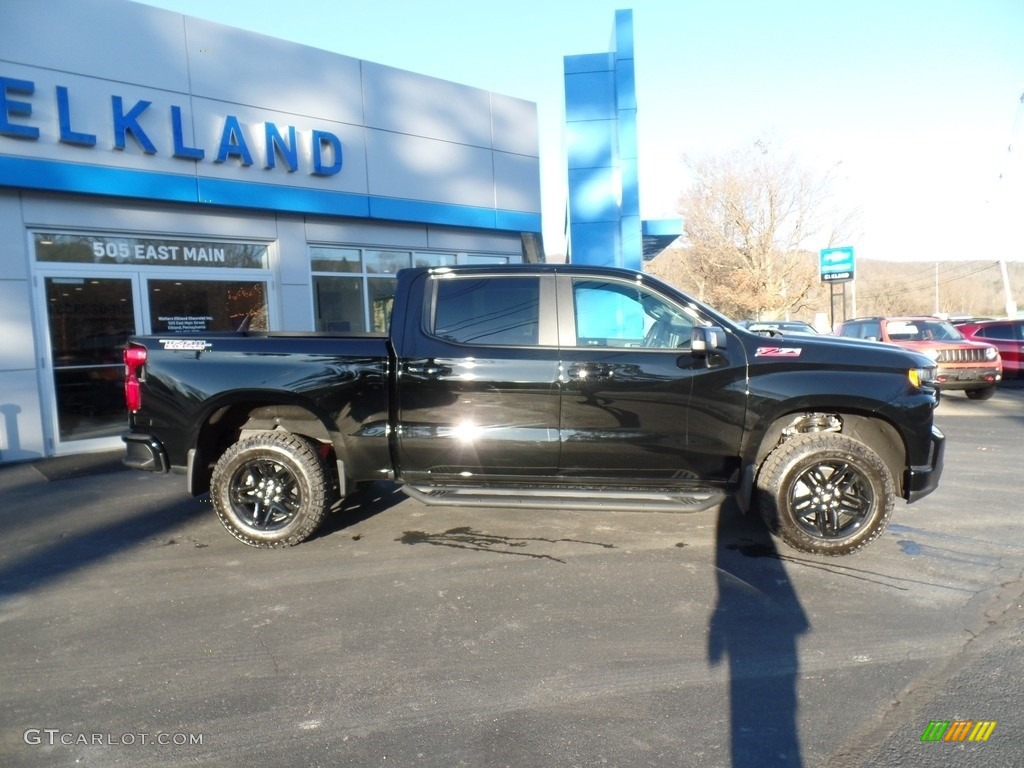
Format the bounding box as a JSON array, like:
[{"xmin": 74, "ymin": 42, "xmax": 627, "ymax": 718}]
[{"xmin": 401, "ymin": 484, "xmax": 726, "ymax": 513}]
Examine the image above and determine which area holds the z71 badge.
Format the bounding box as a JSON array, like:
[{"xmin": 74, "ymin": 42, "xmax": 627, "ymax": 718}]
[{"xmin": 755, "ymin": 347, "xmax": 802, "ymax": 357}]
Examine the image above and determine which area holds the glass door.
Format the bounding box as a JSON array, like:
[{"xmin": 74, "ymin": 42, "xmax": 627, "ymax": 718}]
[{"xmin": 43, "ymin": 276, "xmax": 139, "ymax": 447}]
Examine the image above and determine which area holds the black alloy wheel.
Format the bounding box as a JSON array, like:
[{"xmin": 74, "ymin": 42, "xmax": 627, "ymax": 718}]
[
  {"xmin": 757, "ymin": 432, "xmax": 894, "ymax": 556},
  {"xmin": 210, "ymin": 431, "xmax": 331, "ymax": 547}
]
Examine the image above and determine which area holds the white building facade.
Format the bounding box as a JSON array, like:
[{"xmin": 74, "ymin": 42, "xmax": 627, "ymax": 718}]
[{"xmin": 0, "ymin": 0, "xmax": 542, "ymax": 462}]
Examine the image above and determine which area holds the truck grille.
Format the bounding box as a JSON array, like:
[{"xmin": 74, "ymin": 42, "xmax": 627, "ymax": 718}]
[{"xmin": 936, "ymin": 348, "xmax": 988, "ymax": 364}]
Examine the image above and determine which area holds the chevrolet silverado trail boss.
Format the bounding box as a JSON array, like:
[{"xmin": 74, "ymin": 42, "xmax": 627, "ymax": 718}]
[{"xmin": 122, "ymin": 264, "xmax": 945, "ymax": 555}]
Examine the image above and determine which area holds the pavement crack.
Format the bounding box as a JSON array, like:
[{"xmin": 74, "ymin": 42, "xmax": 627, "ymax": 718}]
[{"xmin": 253, "ymin": 625, "xmax": 281, "ymax": 676}]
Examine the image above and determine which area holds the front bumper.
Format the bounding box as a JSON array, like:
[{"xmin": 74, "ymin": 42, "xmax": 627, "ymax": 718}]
[
  {"xmin": 935, "ymin": 366, "xmax": 1001, "ymax": 389},
  {"xmin": 904, "ymin": 425, "xmax": 945, "ymax": 503},
  {"xmin": 122, "ymin": 431, "xmax": 169, "ymax": 473}
]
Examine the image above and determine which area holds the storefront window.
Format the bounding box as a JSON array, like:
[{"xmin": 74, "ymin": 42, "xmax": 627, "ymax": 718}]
[
  {"xmin": 413, "ymin": 252, "xmax": 457, "ymax": 268},
  {"xmin": 310, "ymin": 247, "xmax": 360, "ymax": 273},
  {"xmin": 313, "ymin": 276, "xmax": 366, "ymax": 332},
  {"xmin": 35, "ymin": 233, "xmax": 267, "ymax": 269},
  {"xmin": 364, "ymin": 250, "xmax": 411, "ymax": 274},
  {"xmin": 310, "ymin": 245, "xmax": 510, "ymax": 335},
  {"xmin": 148, "ymin": 280, "xmax": 268, "ymax": 334},
  {"xmin": 368, "ymin": 277, "xmax": 397, "ymax": 333}
]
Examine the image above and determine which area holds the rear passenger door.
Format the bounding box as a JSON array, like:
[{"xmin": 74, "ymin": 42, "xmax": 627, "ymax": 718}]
[{"xmin": 395, "ymin": 272, "xmax": 562, "ymax": 480}]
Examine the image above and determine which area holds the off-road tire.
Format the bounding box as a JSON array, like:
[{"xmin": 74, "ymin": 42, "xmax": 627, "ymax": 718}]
[
  {"xmin": 210, "ymin": 431, "xmax": 331, "ymax": 548},
  {"xmin": 757, "ymin": 432, "xmax": 895, "ymax": 556}
]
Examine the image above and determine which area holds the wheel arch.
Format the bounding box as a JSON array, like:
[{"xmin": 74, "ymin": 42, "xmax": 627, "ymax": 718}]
[
  {"xmin": 739, "ymin": 409, "xmax": 908, "ymax": 511},
  {"xmin": 187, "ymin": 391, "xmax": 345, "ymax": 496}
]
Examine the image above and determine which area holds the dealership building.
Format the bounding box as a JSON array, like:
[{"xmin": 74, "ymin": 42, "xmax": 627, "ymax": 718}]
[
  {"xmin": 0, "ymin": 1, "xmax": 677, "ymax": 464},
  {"xmin": 1, "ymin": 0, "xmax": 550, "ymax": 462}
]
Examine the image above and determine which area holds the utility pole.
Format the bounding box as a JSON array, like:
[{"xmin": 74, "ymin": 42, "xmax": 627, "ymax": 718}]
[{"xmin": 998, "ymin": 259, "xmax": 1018, "ymax": 317}]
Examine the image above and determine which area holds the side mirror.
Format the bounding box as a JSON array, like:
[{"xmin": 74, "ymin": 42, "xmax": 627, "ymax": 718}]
[{"xmin": 691, "ymin": 325, "xmax": 727, "ymax": 355}]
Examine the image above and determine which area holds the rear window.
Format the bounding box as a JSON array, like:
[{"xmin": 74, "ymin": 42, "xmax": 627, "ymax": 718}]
[
  {"xmin": 840, "ymin": 321, "xmax": 880, "ymax": 339},
  {"xmin": 432, "ymin": 277, "xmax": 540, "ymax": 346}
]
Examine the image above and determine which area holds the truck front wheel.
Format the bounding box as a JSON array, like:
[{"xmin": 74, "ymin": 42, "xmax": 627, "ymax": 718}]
[
  {"xmin": 757, "ymin": 432, "xmax": 894, "ymax": 556},
  {"xmin": 210, "ymin": 431, "xmax": 331, "ymax": 548}
]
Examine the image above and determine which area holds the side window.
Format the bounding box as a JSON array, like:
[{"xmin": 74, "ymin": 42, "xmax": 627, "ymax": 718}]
[
  {"xmin": 572, "ymin": 279, "xmax": 694, "ymax": 349},
  {"xmin": 432, "ymin": 277, "xmax": 540, "ymax": 346},
  {"xmin": 839, "ymin": 323, "xmax": 862, "ymax": 338},
  {"xmin": 979, "ymin": 324, "xmax": 1013, "ymax": 341}
]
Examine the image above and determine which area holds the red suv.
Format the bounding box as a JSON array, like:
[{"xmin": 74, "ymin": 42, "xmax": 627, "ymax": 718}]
[
  {"xmin": 954, "ymin": 319, "xmax": 1023, "ymax": 379},
  {"xmin": 837, "ymin": 316, "xmax": 1002, "ymax": 399}
]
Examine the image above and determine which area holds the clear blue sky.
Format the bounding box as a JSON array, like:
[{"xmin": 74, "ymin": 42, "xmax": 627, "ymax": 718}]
[{"xmin": 142, "ymin": 0, "xmax": 1024, "ymax": 262}]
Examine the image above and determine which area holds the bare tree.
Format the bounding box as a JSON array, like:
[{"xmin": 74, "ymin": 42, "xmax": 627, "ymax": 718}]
[{"xmin": 648, "ymin": 137, "xmax": 859, "ymax": 320}]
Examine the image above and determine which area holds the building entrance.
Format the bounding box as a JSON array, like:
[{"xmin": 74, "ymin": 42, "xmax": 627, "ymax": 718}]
[
  {"xmin": 33, "ymin": 232, "xmax": 273, "ymax": 454},
  {"xmin": 43, "ymin": 275, "xmax": 138, "ymax": 444}
]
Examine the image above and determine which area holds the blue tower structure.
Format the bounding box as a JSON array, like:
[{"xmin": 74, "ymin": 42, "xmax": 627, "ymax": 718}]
[{"xmin": 563, "ymin": 9, "xmax": 681, "ymax": 269}]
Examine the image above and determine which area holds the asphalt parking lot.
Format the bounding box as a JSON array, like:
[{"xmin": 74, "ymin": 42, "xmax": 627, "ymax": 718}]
[{"xmin": 1, "ymin": 384, "xmax": 1022, "ymax": 768}]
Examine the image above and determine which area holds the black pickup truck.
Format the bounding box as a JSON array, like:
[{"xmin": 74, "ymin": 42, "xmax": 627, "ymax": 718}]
[{"xmin": 122, "ymin": 264, "xmax": 944, "ymax": 555}]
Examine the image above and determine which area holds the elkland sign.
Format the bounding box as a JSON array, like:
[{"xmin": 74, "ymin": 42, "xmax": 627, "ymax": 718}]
[{"xmin": 0, "ymin": 76, "xmax": 344, "ymax": 176}]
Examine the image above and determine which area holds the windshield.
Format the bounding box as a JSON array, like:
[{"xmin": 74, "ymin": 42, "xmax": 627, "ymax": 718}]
[{"xmin": 886, "ymin": 320, "xmax": 962, "ymax": 342}]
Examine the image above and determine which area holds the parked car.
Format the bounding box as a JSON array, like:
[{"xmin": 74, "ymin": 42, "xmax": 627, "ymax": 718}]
[
  {"xmin": 836, "ymin": 316, "xmax": 1002, "ymax": 399},
  {"xmin": 953, "ymin": 318, "xmax": 1024, "ymax": 379},
  {"xmin": 740, "ymin": 320, "xmax": 819, "ymax": 335}
]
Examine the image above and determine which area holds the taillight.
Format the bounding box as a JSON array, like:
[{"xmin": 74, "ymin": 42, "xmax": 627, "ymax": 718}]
[{"xmin": 123, "ymin": 345, "xmax": 147, "ymax": 412}]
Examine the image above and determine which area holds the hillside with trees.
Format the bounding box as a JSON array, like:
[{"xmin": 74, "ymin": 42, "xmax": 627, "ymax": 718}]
[
  {"xmin": 644, "ymin": 136, "xmax": 1023, "ymax": 326},
  {"xmin": 648, "ymin": 248, "xmax": 1024, "ymax": 325}
]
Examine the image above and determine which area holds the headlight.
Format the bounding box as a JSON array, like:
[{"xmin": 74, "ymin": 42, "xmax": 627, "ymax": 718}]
[
  {"xmin": 985, "ymin": 347, "xmax": 999, "ymax": 361},
  {"xmin": 921, "ymin": 348, "xmax": 940, "ymax": 362},
  {"xmin": 909, "ymin": 366, "xmax": 937, "ymax": 388}
]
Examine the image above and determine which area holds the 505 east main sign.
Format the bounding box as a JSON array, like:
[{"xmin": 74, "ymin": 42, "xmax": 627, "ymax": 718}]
[{"xmin": 0, "ymin": 76, "xmax": 344, "ymax": 176}]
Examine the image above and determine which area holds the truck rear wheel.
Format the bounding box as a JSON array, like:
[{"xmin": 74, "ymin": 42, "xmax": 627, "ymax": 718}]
[
  {"xmin": 210, "ymin": 431, "xmax": 331, "ymax": 548},
  {"xmin": 757, "ymin": 432, "xmax": 894, "ymax": 556}
]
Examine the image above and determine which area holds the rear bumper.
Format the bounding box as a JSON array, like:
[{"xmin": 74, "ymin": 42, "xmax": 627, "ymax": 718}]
[
  {"xmin": 905, "ymin": 425, "xmax": 945, "ymax": 503},
  {"xmin": 121, "ymin": 431, "xmax": 169, "ymax": 473}
]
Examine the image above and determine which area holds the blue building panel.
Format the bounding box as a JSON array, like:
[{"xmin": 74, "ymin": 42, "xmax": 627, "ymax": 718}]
[
  {"xmin": 619, "ymin": 158, "xmax": 640, "ymax": 218},
  {"xmin": 568, "ymin": 166, "xmax": 620, "ymax": 223},
  {"xmin": 563, "ymin": 52, "xmax": 615, "ymax": 76},
  {"xmin": 196, "ymin": 178, "xmax": 370, "ymax": 218},
  {"xmin": 614, "ymin": 9, "xmax": 635, "ymax": 60},
  {"xmin": 564, "ymin": 70, "xmax": 617, "ymax": 122},
  {"xmin": 0, "ymin": 156, "xmax": 198, "ymax": 202},
  {"xmin": 369, "ymin": 197, "xmax": 497, "ymax": 230},
  {"xmin": 563, "ymin": 9, "xmax": 670, "ymax": 268},
  {"xmin": 620, "ymin": 213, "xmax": 643, "ymax": 271},
  {"xmin": 565, "ymin": 120, "xmax": 616, "ymax": 171},
  {"xmin": 614, "ymin": 59, "xmax": 637, "ymax": 112},
  {"xmin": 570, "ymin": 221, "xmax": 620, "ymax": 268}
]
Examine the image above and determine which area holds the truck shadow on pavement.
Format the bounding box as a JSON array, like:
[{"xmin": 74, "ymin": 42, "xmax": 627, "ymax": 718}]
[
  {"xmin": 312, "ymin": 481, "xmax": 410, "ymax": 541},
  {"xmin": 709, "ymin": 501, "xmax": 809, "ymax": 767},
  {"xmin": 0, "ymin": 497, "xmax": 208, "ymax": 601}
]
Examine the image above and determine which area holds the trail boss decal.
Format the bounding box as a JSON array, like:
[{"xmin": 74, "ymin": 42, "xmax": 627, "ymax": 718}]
[
  {"xmin": 755, "ymin": 347, "xmax": 803, "ymax": 357},
  {"xmin": 159, "ymin": 339, "xmax": 211, "ymax": 351}
]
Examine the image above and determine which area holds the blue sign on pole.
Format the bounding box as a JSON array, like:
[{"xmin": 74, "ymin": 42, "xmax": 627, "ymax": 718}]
[{"xmin": 820, "ymin": 246, "xmax": 855, "ymax": 283}]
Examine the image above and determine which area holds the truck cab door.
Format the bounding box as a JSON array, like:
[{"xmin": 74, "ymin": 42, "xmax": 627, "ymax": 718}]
[
  {"xmin": 556, "ymin": 274, "xmax": 746, "ymax": 485},
  {"xmin": 394, "ymin": 271, "xmax": 561, "ymax": 481}
]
